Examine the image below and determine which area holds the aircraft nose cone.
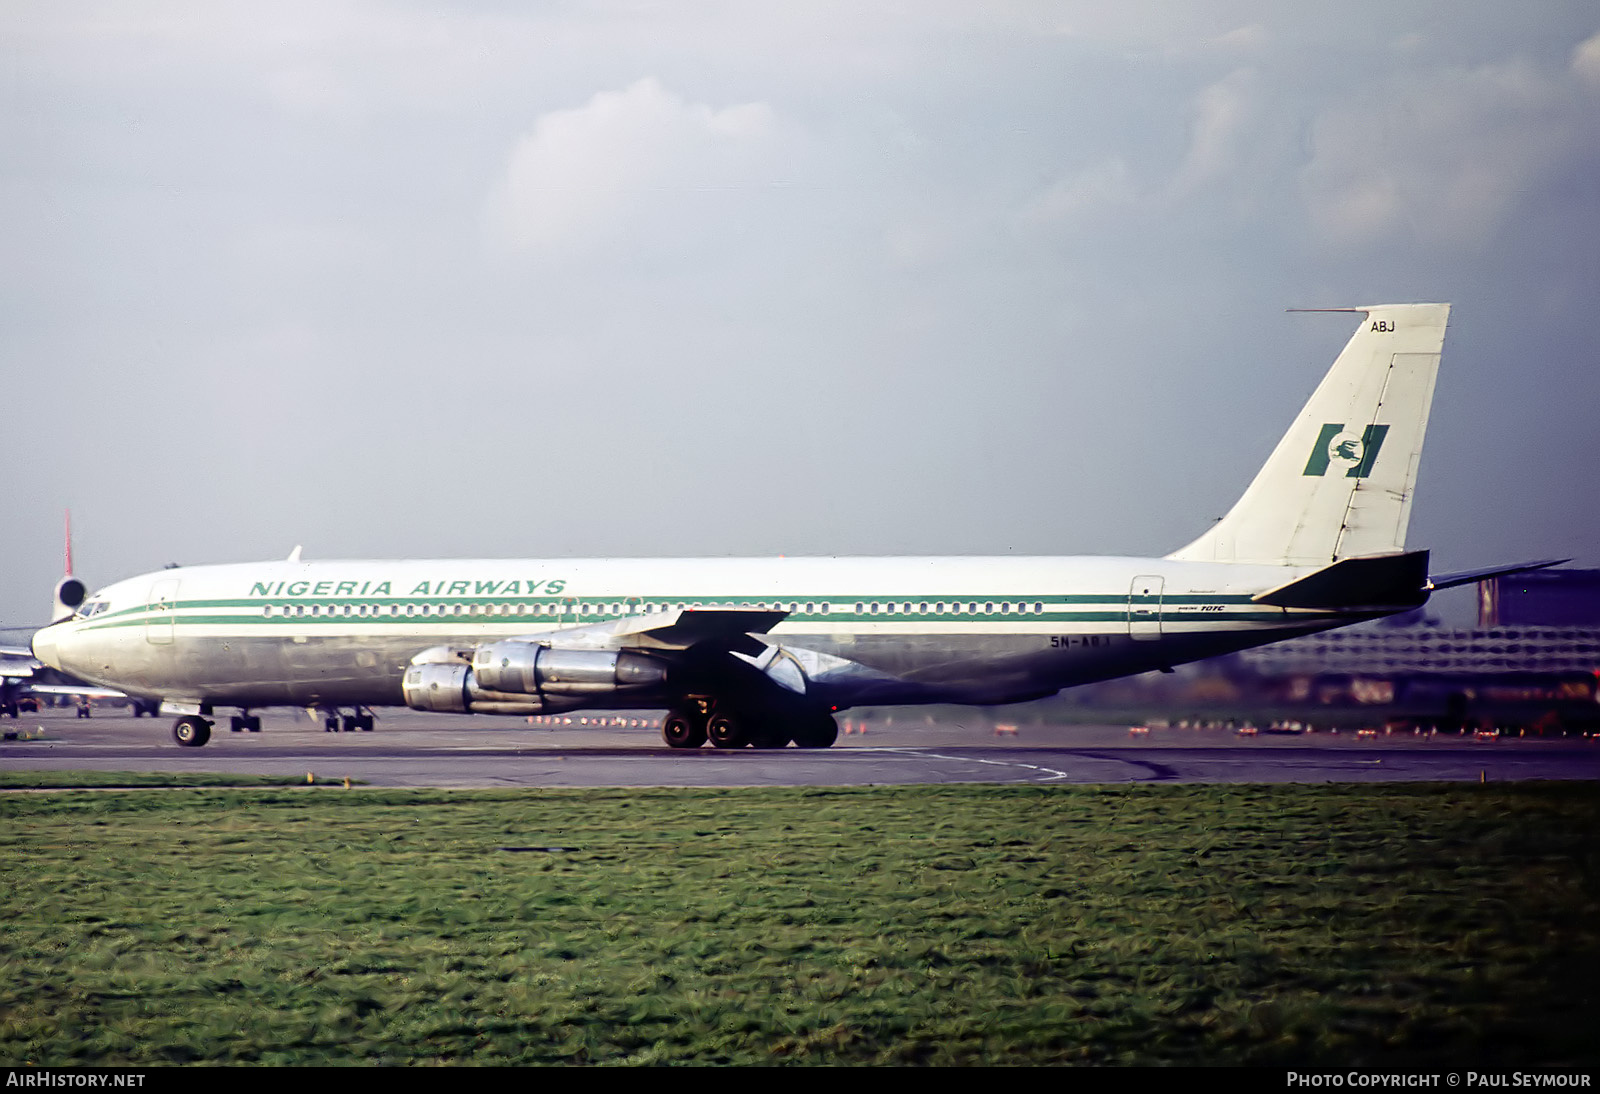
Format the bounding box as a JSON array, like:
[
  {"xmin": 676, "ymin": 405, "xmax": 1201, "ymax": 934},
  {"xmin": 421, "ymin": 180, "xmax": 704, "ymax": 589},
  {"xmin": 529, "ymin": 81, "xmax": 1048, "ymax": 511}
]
[{"xmin": 31, "ymin": 626, "xmax": 61, "ymax": 670}]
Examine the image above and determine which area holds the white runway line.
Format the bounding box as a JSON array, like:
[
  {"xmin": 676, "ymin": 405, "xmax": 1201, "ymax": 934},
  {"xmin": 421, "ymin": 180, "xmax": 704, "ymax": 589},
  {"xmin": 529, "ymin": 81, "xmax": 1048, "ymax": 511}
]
[{"xmin": 869, "ymin": 746, "xmax": 1073, "ymax": 782}]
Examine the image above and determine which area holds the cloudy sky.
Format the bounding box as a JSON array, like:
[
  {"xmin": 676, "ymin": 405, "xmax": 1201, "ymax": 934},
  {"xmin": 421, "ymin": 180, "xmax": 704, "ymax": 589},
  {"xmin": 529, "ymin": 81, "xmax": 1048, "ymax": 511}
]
[{"xmin": 5, "ymin": 1, "xmax": 1598, "ymax": 626}]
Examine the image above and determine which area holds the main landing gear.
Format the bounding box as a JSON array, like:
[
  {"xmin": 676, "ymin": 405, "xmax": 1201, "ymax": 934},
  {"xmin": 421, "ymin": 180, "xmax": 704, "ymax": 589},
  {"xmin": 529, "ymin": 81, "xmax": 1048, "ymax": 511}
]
[
  {"xmin": 661, "ymin": 700, "xmax": 839, "ymax": 750},
  {"xmin": 322, "ymin": 709, "xmax": 375, "ymax": 733}
]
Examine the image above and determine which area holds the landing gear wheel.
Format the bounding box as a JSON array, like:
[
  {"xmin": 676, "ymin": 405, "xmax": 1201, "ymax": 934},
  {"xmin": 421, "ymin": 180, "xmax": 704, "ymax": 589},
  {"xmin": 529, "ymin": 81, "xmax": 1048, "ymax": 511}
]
[
  {"xmin": 662, "ymin": 710, "xmax": 707, "ymax": 749},
  {"xmin": 751, "ymin": 723, "xmax": 791, "ymax": 749},
  {"xmin": 707, "ymin": 711, "xmax": 751, "ymax": 749},
  {"xmin": 792, "ymin": 713, "xmax": 839, "ymax": 749},
  {"xmin": 173, "ymin": 716, "xmax": 212, "ymax": 748}
]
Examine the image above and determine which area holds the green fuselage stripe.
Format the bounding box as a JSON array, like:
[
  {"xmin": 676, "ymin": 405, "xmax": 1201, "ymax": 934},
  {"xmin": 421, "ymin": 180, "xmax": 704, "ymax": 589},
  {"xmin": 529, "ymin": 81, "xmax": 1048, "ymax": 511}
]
[{"xmin": 72, "ymin": 589, "xmax": 1302, "ymax": 637}]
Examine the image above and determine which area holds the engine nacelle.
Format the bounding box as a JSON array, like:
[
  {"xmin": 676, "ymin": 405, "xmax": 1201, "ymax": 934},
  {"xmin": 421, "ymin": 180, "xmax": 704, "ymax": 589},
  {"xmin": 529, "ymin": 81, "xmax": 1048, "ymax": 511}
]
[
  {"xmin": 472, "ymin": 642, "xmax": 667, "ymax": 696},
  {"xmin": 403, "ymin": 642, "xmax": 668, "ymax": 715},
  {"xmin": 403, "ymin": 661, "xmax": 473, "ymax": 713},
  {"xmin": 52, "ymin": 575, "xmax": 86, "ymax": 622}
]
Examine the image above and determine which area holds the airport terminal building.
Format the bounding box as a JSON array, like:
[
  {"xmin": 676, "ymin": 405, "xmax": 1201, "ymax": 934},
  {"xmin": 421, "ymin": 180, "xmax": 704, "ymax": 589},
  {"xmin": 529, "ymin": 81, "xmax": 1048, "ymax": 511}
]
[
  {"xmin": 1053, "ymin": 570, "xmax": 1600, "ymax": 732},
  {"xmin": 1240, "ymin": 623, "xmax": 1600, "ymax": 679},
  {"xmin": 1230, "ymin": 569, "xmax": 1600, "ymax": 729}
]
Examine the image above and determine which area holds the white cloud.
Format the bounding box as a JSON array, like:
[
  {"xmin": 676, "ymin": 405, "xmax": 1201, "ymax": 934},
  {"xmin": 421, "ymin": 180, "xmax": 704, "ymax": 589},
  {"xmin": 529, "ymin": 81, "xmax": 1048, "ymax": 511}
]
[
  {"xmin": 1212, "ymin": 23, "xmax": 1269, "ymax": 54},
  {"xmin": 1014, "ymin": 67, "xmax": 1266, "ymax": 234},
  {"xmin": 1299, "ymin": 54, "xmax": 1600, "ymax": 249},
  {"xmin": 1574, "ymin": 30, "xmax": 1600, "ymax": 86},
  {"xmin": 486, "ymin": 78, "xmax": 778, "ymax": 253},
  {"xmin": 1168, "ymin": 68, "xmax": 1262, "ymax": 198},
  {"xmin": 1017, "ymin": 157, "xmax": 1137, "ymax": 229}
]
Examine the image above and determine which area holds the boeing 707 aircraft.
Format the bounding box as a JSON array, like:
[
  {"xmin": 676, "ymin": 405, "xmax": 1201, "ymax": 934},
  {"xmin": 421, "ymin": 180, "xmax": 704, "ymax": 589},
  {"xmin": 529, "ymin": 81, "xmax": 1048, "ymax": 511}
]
[{"xmin": 31, "ymin": 303, "xmax": 1552, "ymax": 748}]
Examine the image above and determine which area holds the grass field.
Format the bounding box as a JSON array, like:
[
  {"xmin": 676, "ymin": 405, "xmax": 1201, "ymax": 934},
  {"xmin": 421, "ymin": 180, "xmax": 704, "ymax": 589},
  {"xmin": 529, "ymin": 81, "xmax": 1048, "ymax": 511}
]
[
  {"xmin": 2, "ymin": 781, "xmax": 1596, "ymax": 1066},
  {"xmin": 0, "ymin": 771, "xmax": 352, "ymax": 790}
]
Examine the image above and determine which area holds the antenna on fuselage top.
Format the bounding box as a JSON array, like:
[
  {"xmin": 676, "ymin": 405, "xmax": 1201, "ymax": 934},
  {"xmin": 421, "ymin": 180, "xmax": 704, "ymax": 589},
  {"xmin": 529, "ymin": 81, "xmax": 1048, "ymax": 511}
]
[{"xmin": 287, "ymin": 545, "xmax": 303, "ymax": 563}]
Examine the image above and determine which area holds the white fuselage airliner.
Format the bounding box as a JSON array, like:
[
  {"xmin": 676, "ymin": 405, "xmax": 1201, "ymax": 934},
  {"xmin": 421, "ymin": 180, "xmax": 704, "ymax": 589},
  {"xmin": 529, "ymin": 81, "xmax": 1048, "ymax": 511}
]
[{"xmin": 34, "ymin": 304, "xmax": 1528, "ymax": 749}]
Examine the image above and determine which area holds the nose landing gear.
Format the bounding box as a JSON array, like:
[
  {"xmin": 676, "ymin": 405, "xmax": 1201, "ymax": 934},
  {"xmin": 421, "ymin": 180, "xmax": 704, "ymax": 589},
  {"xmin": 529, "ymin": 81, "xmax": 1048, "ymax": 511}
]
[{"xmin": 173, "ymin": 715, "xmax": 212, "ymax": 747}]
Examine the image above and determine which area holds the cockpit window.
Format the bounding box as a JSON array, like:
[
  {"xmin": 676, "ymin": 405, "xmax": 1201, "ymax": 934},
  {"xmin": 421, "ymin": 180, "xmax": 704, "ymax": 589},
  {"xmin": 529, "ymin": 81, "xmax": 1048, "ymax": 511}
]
[{"xmin": 75, "ymin": 599, "xmax": 110, "ymax": 619}]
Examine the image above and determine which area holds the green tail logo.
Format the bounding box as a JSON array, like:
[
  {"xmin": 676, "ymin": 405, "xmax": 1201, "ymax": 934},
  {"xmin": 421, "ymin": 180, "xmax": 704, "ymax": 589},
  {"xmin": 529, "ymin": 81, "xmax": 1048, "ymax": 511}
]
[{"xmin": 1303, "ymin": 423, "xmax": 1389, "ymax": 477}]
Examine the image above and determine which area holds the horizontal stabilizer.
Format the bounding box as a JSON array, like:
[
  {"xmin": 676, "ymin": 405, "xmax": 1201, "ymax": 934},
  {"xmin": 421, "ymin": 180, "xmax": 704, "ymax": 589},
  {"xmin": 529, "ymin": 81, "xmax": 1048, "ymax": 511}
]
[
  {"xmin": 1427, "ymin": 558, "xmax": 1569, "ymax": 592},
  {"xmin": 1254, "ymin": 551, "xmax": 1430, "ymax": 610}
]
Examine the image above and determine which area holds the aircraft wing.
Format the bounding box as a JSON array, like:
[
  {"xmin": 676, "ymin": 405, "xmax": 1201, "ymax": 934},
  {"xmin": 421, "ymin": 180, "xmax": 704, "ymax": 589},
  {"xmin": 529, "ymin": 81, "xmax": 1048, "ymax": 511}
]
[
  {"xmin": 507, "ymin": 608, "xmax": 918, "ymax": 702},
  {"xmin": 506, "ymin": 607, "xmax": 788, "ymax": 657},
  {"xmin": 3, "ymin": 647, "xmax": 127, "ymax": 700},
  {"xmin": 405, "ymin": 607, "xmax": 815, "ymax": 716},
  {"xmin": 1, "ymin": 649, "xmax": 41, "ymax": 679},
  {"xmin": 23, "ymin": 683, "xmax": 128, "ymax": 699}
]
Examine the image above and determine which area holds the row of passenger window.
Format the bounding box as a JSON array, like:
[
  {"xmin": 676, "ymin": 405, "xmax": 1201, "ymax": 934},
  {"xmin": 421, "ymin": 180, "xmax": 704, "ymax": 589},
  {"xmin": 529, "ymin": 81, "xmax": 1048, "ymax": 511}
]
[
  {"xmin": 259, "ymin": 599, "xmax": 1053, "ymax": 619},
  {"xmin": 266, "ymin": 602, "xmax": 566, "ymax": 619},
  {"xmin": 858, "ymin": 601, "xmax": 1048, "ymax": 616}
]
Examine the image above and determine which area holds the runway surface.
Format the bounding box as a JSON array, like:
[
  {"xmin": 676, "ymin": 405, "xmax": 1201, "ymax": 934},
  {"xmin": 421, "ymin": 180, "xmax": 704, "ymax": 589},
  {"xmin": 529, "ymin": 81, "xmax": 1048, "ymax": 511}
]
[{"xmin": 3, "ymin": 709, "xmax": 1597, "ymax": 788}]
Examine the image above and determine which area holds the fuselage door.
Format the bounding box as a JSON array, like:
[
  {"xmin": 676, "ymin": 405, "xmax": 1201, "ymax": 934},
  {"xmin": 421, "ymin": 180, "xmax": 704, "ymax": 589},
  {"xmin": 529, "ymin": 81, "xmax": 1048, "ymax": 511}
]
[
  {"xmin": 146, "ymin": 578, "xmax": 180, "ymax": 645},
  {"xmin": 1128, "ymin": 575, "xmax": 1164, "ymax": 641}
]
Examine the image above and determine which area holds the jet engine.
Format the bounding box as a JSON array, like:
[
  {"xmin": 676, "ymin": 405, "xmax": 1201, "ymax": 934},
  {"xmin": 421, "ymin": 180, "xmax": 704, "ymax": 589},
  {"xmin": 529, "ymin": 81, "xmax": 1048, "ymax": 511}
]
[
  {"xmin": 402, "ymin": 641, "xmax": 668, "ymax": 715},
  {"xmin": 52, "ymin": 575, "xmax": 87, "ymax": 622}
]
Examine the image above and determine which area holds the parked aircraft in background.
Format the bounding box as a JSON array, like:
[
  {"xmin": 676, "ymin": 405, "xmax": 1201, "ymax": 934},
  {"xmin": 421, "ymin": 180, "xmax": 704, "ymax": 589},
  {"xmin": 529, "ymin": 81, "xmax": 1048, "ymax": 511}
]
[
  {"xmin": 0, "ymin": 648, "xmax": 135, "ymax": 719},
  {"xmin": 29, "ymin": 304, "xmax": 1558, "ymax": 747},
  {"xmin": 2, "ymin": 513, "xmax": 139, "ymax": 718}
]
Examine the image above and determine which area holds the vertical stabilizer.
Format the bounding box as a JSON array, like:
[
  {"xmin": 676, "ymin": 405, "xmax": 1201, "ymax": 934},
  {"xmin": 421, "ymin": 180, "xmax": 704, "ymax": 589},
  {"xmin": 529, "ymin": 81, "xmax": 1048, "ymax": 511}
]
[
  {"xmin": 51, "ymin": 509, "xmax": 87, "ymax": 621},
  {"xmin": 1169, "ymin": 303, "xmax": 1449, "ymax": 565}
]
